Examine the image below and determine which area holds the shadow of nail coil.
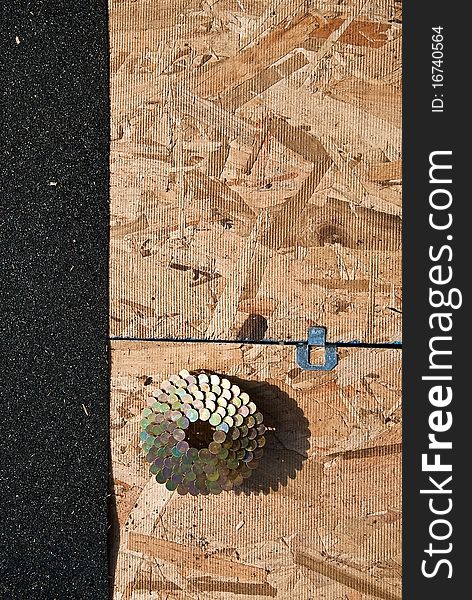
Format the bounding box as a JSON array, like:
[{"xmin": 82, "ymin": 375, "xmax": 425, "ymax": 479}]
[{"xmin": 140, "ymin": 370, "xmax": 265, "ymax": 495}]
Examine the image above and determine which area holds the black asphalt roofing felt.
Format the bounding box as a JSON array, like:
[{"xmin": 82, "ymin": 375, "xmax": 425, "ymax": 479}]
[{"xmin": 1, "ymin": 3, "xmax": 110, "ymax": 598}]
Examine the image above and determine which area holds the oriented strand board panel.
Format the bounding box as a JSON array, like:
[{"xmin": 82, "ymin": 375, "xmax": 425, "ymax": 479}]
[
  {"xmin": 110, "ymin": 341, "xmax": 402, "ymax": 599},
  {"xmin": 109, "ymin": 0, "xmax": 402, "ymax": 344}
]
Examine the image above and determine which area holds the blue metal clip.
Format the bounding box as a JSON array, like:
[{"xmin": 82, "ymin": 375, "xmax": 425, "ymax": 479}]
[{"xmin": 296, "ymin": 327, "xmax": 338, "ymax": 371}]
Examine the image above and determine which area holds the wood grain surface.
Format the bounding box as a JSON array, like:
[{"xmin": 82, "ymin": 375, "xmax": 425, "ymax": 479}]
[
  {"xmin": 109, "ymin": 0, "xmax": 402, "ymax": 344},
  {"xmin": 108, "ymin": 1, "xmax": 403, "ymax": 597},
  {"xmin": 110, "ymin": 341, "xmax": 402, "ymax": 599}
]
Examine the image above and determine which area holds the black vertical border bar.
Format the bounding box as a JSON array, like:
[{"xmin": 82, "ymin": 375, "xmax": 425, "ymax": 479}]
[
  {"xmin": 404, "ymin": 2, "xmax": 468, "ymax": 598},
  {"xmin": 1, "ymin": 2, "xmax": 110, "ymax": 598}
]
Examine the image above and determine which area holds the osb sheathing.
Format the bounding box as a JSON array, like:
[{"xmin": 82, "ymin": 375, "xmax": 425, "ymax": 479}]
[
  {"xmin": 109, "ymin": 0, "xmax": 402, "ymax": 598},
  {"xmin": 110, "ymin": 343, "xmax": 401, "ymax": 599},
  {"xmin": 109, "ymin": 0, "xmax": 402, "ymax": 344}
]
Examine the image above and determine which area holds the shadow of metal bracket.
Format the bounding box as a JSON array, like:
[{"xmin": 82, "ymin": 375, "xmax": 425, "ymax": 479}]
[{"xmin": 296, "ymin": 327, "xmax": 338, "ymax": 371}]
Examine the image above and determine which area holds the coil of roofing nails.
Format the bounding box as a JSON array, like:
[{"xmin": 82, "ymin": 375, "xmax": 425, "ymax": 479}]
[{"xmin": 139, "ymin": 370, "xmax": 266, "ymax": 495}]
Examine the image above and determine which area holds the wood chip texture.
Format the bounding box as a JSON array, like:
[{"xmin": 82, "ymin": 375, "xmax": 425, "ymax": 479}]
[
  {"xmin": 109, "ymin": 0, "xmax": 402, "ymax": 344},
  {"xmin": 109, "ymin": 1, "xmax": 402, "ymax": 598},
  {"xmin": 110, "ymin": 342, "xmax": 402, "ymax": 599}
]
